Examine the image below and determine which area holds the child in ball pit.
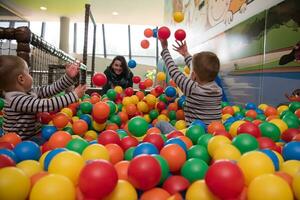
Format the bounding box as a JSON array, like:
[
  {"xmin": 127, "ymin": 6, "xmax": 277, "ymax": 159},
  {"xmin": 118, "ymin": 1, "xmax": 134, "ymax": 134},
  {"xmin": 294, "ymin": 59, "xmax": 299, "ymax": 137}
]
[
  {"xmin": 156, "ymin": 39, "xmax": 223, "ymax": 134},
  {"xmin": 0, "ymin": 55, "xmax": 86, "ymax": 142}
]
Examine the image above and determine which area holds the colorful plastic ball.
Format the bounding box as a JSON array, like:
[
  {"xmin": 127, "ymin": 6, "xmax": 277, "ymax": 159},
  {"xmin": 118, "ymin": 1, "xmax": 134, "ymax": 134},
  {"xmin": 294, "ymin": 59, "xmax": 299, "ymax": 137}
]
[
  {"xmin": 128, "ymin": 154, "xmax": 161, "ymax": 190},
  {"xmin": 105, "ymin": 144, "xmax": 124, "ymax": 164},
  {"xmin": 72, "ymin": 119, "xmax": 88, "ymax": 135},
  {"xmin": 289, "ymin": 101, "xmax": 300, "ymax": 113},
  {"xmin": 152, "ymin": 154, "xmax": 170, "ymax": 185},
  {"xmin": 106, "ymin": 89, "xmax": 117, "ymax": 101},
  {"xmin": 144, "ymin": 28, "xmax": 153, "ymax": 38},
  {"xmin": 13, "ymin": 141, "xmax": 41, "ymax": 162},
  {"xmin": 30, "ymin": 174, "xmax": 75, "ymax": 200},
  {"xmin": 232, "ymin": 133, "xmax": 259, "ymax": 154},
  {"xmin": 269, "ymin": 119, "xmax": 288, "ymax": 133},
  {"xmin": 205, "ymin": 160, "xmax": 245, "ymax": 199},
  {"xmin": 174, "ymin": 29, "xmax": 186, "ymax": 41},
  {"xmin": 41, "ymin": 125, "xmax": 57, "ymax": 140},
  {"xmin": 260, "ymin": 149, "xmax": 279, "ymax": 171},
  {"xmin": 237, "ymin": 151, "xmax": 275, "ymax": 185},
  {"xmin": 48, "ymin": 131, "xmax": 72, "ymax": 149},
  {"xmin": 229, "ymin": 120, "xmax": 245, "ymax": 137},
  {"xmin": 82, "ymin": 144, "xmax": 109, "ymax": 161},
  {"xmin": 197, "ymin": 134, "xmax": 213, "ymax": 148},
  {"xmin": 181, "ymin": 158, "xmax": 208, "ymax": 183},
  {"xmin": 207, "ymin": 135, "xmax": 231, "ymax": 156},
  {"xmin": 0, "ymin": 167, "xmax": 30, "ymax": 200},
  {"xmin": 0, "ymin": 154, "xmax": 15, "ymax": 168},
  {"xmin": 104, "ymin": 180, "xmax": 137, "ymax": 200},
  {"xmin": 165, "ymin": 86, "xmax": 177, "ymax": 97},
  {"xmin": 98, "ymin": 130, "xmax": 121, "ymax": 145},
  {"xmin": 43, "ymin": 148, "xmax": 66, "ymax": 171},
  {"xmin": 293, "ymin": 172, "xmax": 300, "ymax": 199},
  {"xmin": 128, "ymin": 59, "xmax": 137, "ymax": 68},
  {"xmin": 247, "ymin": 174, "xmax": 293, "ymax": 200},
  {"xmin": 237, "ymin": 122, "xmax": 261, "ymax": 138},
  {"xmin": 160, "ymin": 144, "xmax": 186, "ymax": 172},
  {"xmin": 141, "ymin": 39, "xmax": 150, "ymax": 49},
  {"xmin": 80, "ymin": 101, "xmax": 93, "ymax": 114},
  {"xmin": 173, "ymin": 11, "xmax": 184, "ymax": 22},
  {"xmin": 187, "ymin": 145, "xmax": 210, "ymax": 164},
  {"xmin": 163, "ymin": 175, "xmax": 190, "ymax": 195},
  {"xmin": 282, "ymin": 115, "xmax": 300, "ymax": 128},
  {"xmin": 245, "ymin": 102, "xmax": 257, "ymax": 110},
  {"xmin": 281, "ymin": 128, "xmax": 300, "ymax": 142},
  {"xmin": 157, "ymin": 72, "xmax": 166, "ymax": 81},
  {"xmin": 124, "ymin": 147, "xmax": 135, "ymax": 161},
  {"xmin": 133, "ymin": 142, "xmax": 159, "ymax": 157},
  {"xmin": 92, "ymin": 72, "xmax": 107, "ymax": 87},
  {"xmin": 38, "ymin": 112, "xmax": 52, "ymax": 124},
  {"xmin": 158, "ymin": 26, "xmax": 171, "ymax": 40},
  {"xmin": 132, "ymin": 76, "xmax": 141, "ymax": 84},
  {"xmin": 52, "ymin": 113, "xmax": 69, "ymax": 129},
  {"xmin": 0, "ymin": 132, "xmax": 21, "ymax": 146},
  {"xmin": 282, "ymin": 141, "xmax": 300, "ymax": 161},
  {"xmin": 281, "ymin": 160, "xmax": 300, "ymax": 177},
  {"xmin": 186, "ymin": 125, "xmax": 206, "ymax": 145},
  {"xmin": 213, "ymin": 144, "xmax": 241, "ymax": 161},
  {"xmin": 66, "ymin": 138, "xmax": 89, "ymax": 154},
  {"xmin": 175, "ymin": 120, "xmax": 186, "ymax": 130},
  {"xmin": 186, "ymin": 180, "xmax": 218, "ymax": 200},
  {"xmin": 165, "ymin": 138, "xmax": 187, "ymax": 152},
  {"xmin": 128, "ymin": 117, "xmax": 148, "ymax": 137},
  {"xmin": 140, "ymin": 187, "xmax": 170, "ymax": 200},
  {"xmin": 258, "ymin": 122, "xmax": 281, "ymax": 142},
  {"xmin": 142, "ymin": 133, "xmax": 165, "ymax": 151},
  {"xmin": 92, "ymin": 102, "xmax": 110, "ymax": 122},
  {"xmin": 139, "ymin": 81, "xmax": 147, "ymax": 90}
]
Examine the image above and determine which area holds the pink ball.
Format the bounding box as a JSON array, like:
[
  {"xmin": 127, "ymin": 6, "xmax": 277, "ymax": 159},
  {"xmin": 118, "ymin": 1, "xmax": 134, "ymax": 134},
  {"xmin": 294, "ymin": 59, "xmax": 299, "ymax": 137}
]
[
  {"xmin": 158, "ymin": 26, "xmax": 171, "ymax": 40},
  {"xmin": 174, "ymin": 29, "xmax": 186, "ymax": 41},
  {"xmin": 92, "ymin": 72, "xmax": 107, "ymax": 87}
]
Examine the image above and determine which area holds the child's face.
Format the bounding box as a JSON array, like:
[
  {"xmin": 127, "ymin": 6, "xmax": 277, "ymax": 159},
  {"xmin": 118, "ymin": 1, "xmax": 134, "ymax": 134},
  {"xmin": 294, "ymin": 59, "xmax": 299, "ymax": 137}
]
[
  {"xmin": 22, "ymin": 65, "xmax": 33, "ymax": 92},
  {"xmin": 112, "ymin": 60, "xmax": 123, "ymax": 75}
]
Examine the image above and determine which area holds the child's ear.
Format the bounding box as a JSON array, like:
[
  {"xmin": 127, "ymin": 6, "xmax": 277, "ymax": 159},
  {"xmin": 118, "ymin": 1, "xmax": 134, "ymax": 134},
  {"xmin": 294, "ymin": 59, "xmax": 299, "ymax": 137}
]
[{"xmin": 17, "ymin": 74, "xmax": 25, "ymax": 85}]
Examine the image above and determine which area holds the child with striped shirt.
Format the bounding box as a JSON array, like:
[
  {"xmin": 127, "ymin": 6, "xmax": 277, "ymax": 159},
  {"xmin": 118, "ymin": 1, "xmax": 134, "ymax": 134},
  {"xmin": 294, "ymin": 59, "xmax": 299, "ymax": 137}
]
[
  {"xmin": 0, "ymin": 55, "xmax": 86, "ymax": 141},
  {"xmin": 156, "ymin": 39, "xmax": 223, "ymax": 134}
]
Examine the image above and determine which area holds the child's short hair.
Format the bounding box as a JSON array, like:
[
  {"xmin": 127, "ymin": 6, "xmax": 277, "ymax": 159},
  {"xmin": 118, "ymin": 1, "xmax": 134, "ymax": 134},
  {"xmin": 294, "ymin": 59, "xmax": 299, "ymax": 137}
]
[
  {"xmin": 192, "ymin": 51, "xmax": 220, "ymax": 82},
  {"xmin": 0, "ymin": 55, "xmax": 26, "ymax": 90}
]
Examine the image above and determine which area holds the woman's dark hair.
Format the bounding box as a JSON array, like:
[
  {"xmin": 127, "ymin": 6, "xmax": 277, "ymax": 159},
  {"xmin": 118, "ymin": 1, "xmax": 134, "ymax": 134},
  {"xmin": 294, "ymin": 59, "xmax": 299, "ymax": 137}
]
[{"xmin": 109, "ymin": 55, "xmax": 129, "ymax": 75}]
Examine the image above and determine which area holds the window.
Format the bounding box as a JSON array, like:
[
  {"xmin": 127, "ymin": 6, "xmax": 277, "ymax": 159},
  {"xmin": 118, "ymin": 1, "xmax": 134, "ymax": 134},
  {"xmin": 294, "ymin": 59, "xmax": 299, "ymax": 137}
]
[
  {"xmin": 105, "ymin": 24, "xmax": 128, "ymax": 56},
  {"xmin": 29, "ymin": 21, "xmax": 42, "ymax": 36},
  {"xmin": 0, "ymin": 21, "xmax": 10, "ymax": 28},
  {"xmin": 44, "ymin": 21, "xmax": 60, "ymax": 48},
  {"xmin": 14, "ymin": 21, "xmax": 29, "ymax": 28},
  {"xmin": 131, "ymin": 25, "xmax": 156, "ymax": 57}
]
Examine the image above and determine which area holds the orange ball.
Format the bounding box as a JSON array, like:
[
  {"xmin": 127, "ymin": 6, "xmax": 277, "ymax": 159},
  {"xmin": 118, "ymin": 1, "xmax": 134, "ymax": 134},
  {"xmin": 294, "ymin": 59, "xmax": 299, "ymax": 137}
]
[
  {"xmin": 161, "ymin": 109, "xmax": 169, "ymax": 116},
  {"xmin": 207, "ymin": 121, "xmax": 225, "ymax": 134},
  {"xmin": 92, "ymin": 102, "xmax": 110, "ymax": 119},
  {"xmin": 266, "ymin": 115, "xmax": 279, "ymax": 121},
  {"xmin": 264, "ymin": 106, "xmax": 278, "ymax": 117},
  {"xmin": 72, "ymin": 119, "xmax": 88, "ymax": 135},
  {"xmin": 150, "ymin": 89, "xmax": 159, "ymax": 97},
  {"xmin": 146, "ymin": 127, "xmax": 161, "ymax": 135},
  {"xmin": 90, "ymin": 95, "xmax": 101, "ymax": 104},
  {"xmin": 295, "ymin": 109, "xmax": 300, "ymax": 118},
  {"xmin": 168, "ymin": 103, "xmax": 178, "ymax": 111},
  {"xmin": 106, "ymin": 123, "xmax": 119, "ymax": 131},
  {"xmin": 169, "ymin": 79, "xmax": 176, "ymax": 87},
  {"xmin": 177, "ymin": 136, "xmax": 193, "ymax": 149},
  {"xmin": 0, "ymin": 132, "xmax": 21, "ymax": 146},
  {"xmin": 105, "ymin": 144, "xmax": 124, "ymax": 165},
  {"xmin": 68, "ymin": 103, "xmax": 79, "ymax": 115},
  {"xmin": 160, "ymin": 144, "xmax": 186, "ymax": 172},
  {"xmin": 176, "ymin": 110, "xmax": 185, "ymax": 120},
  {"xmin": 222, "ymin": 106, "xmax": 234, "ymax": 115},
  {"xmin": 114, "ymin": 161, "xmax": 130, "ymax": 181},
  {"xmin": 152, "ymin": 119, "xmax": 159, "ymax": 126},
  {"xmin": 48, "ymin": 131, "xmax": 72, "ymax": 149},
  {"xmin": 52, "ymin": 113, "xmax": 69, "ymax": 129},
  {"xmin": 274, "ymin": 171, "xmax": 293, "ymax": 188},
  {"xmin": 141, "ymin": 188, "xmax": 170, "ymax": 200},
  {"xmin": 245, "ymin": 110, "xmax": 257, "ymax": 119},
  {"xmin": 135, "ymin": 91, "xmax": 145, "ymax": 101},
  {"xmin": 30, "ymin": 171, "xmax": 48, "ymax": 188},
  {"xmin": 118, "ymin": 111, "xmax": 129, "ymax": 124},
  {"xmin": 126, "ymin": 104, "xmax": 137, "ymax": 116},
  {"xmin": 144, "ymin": 79, "xmax": 153, "ymax": 88}
]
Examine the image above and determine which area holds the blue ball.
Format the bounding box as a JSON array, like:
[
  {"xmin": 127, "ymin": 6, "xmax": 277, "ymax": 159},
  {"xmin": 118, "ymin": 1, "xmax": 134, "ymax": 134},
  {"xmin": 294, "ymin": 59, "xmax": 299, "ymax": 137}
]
[
  {"xmin": 255, "ymin": 108, "xmax": 264, "ymax": 114},
  {"xmin": 165, "ymin": 138, "xmax": 187, "ymax": 152},
  {"xmin": 80, "ymin": 114, "xmax": 92, "ymax": 126},
  {"xmin": 165, "ymin": 86, "xmax": 177, "ymax": 98},
  {"xmin": 152, "ymin": 28, "xmax": 158, "ymax": 38},
  {"xmin": 44, "ymin": 148, "xmax": 66, "ymax": 170},
  {"xmin": 282, "ymin": 141, "xmax": 300, "ymax": 161},
  {"xmin": 245, "ymin": 102, "xmax": 257, "ymax": 110},
  {"xmin": 128, "ymin": 59, "xmax": 137, "ymax": 68},
  {"xmin": 260, "ymin": 149, "xmax": 279, "ymax": 170},
  {"xmin": 191, "ymin": 120, "xmax": 207, "ymax": 132},
  {"xmin": 133, "ymin": 142, "xmax": 159, "ymax": 157},
  {"xmin": 0, "ymin": 128, "xmax": 4, "ymax": 137},
  {"xmin": 89, "ymin": 140, "xmax": 98, "ymax": 145},
  {"xmin": 178, "ymin": 96, "xmax": 186, "ymax": 108},
  {"xmin": 13, "ymin": 141, "xmax": 41, "ymax": 162},
  {"xmin": 41, "ymin": 125, "xmax": 57, "ymax": 140},
  {"xmin": 0, "ymin": 148, "xmax": 18, "ymax": 163},
  {"xmin": 225, "ymin": 117, "xmax": 236, "ymax": 124}
]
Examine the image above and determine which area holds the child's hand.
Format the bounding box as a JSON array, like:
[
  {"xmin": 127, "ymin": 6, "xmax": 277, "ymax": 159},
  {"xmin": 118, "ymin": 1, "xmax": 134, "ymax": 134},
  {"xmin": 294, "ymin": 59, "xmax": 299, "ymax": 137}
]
[
  {"xmin": 66, "ymin": 62, "xmax": 79, "ymax": 78},
  {"xmin": 74, "ymin": 84, "xmax": 86, "ymax": 98},
  {"xmin": 160, "ymin": 39, "xmax": 168, "ymax": 49},
  {"xmin": 173, "ymin": 40, "xmax": 189, "ymax": 57}
]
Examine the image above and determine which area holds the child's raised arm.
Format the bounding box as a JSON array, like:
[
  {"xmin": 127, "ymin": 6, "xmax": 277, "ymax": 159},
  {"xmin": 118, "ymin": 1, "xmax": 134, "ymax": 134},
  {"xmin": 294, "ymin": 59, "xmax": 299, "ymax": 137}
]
[{"xmin": 172, "ymin": 40, "xmax": 192, "ymax": 68}]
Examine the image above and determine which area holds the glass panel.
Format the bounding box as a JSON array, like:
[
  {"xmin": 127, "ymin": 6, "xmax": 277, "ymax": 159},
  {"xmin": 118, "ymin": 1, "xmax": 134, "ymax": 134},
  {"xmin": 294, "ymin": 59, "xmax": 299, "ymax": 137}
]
[
  {"xmin": 14, "ymin": 21, "xmax": 29, "ymax": 28},
  {"xmin": 29, "ymin": 21, "xmax": 42, "ymax": 36},
  {"xmin": 105, "ymin": 24, "xmax": 128, "ymax": 56},
  {"xmin": 131, "ymin": 25, "xmax": 156, "ymax": 56},
  {"xmin": 44, "ymin": 21, "xmax": 60, "ymax": 48},
  {"xmin": 0, "ymin": 22, "xmax": 10, "ymax": 28}
]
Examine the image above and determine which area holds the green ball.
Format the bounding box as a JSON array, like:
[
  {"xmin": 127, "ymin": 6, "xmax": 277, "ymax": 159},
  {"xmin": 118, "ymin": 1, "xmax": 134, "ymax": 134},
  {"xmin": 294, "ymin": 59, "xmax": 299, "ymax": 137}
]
[
  {"xmin": 80, "ymin": 101, "xmax": 93, "ymax": 114},
  {"xmin": 282, "ymin": 115, "xmax": 299, "ymax": 128},
  {"xmin": 159, "ymin": 94, "xmax": 168, "ymax": 103},
  {"xmin": 128, "ymin": 117, "xmax": 148, "ymax": 137},
  {"xmin": 152, "ymin": 155, "xmax": 170, "ymax": 185},
  {"xmin": 76, "ymin": 109, "xmax": 83, "ymax": 117},
  {"xmin": 186, "ymin": 125, "xmax": 206, "ymax": 144},
  {"xmin": 0, "ymin": 117, "xmax": 3, "ymax": 127},
  {"xmin": 181, "ymin": 158, "xmax": 209, "ymax": 183},
  {"xmin": 168, "ymin": 110, "xmax": 177, "ymax": 121},
  {"xmin": 221, "ymin": 102, "xmax": 230, "ymax": 108},
  {"xmin": 197, "ymin": 134, "xmax": 213, "ymax": 149},
  {"xmin": 160, "ymin": 134, "xmax": 167, "ymax": 142},
  {"xmin": 117, "ymin": 104, "xmax": 123, "ymax": 112},
  {"xmin": 244, "ymin": 117, "xmax": 254, "ymax": 122},
  {"xmin": 232, "ymin": 133, "xmax": 258, "ymax": 154},
  {"xmin": 106, "ymin": 101, "xmax": 116, "ymax": 116},
  {"xmin": 106, "ymin": 89, "xmax": 117, "ymax": 101},
  {"xmin": 187, "ymin": 145, "xmax": 211, "ymax": 164},
  {"xmin": 234, "ymin": 112, "xmax": 244, "ymax": 117},
  {"xmin": 82, "ymin": 94, "xmax": 90, "ymax": 100},
  {"xmin": 170, "ymin": 120, "xmax": 177, "ymax": 126},
  {"xmin": 124, "ymin": 147, "xmax": 135, "ymax": 160},
  {"xmin": 116, "ymin": 129, "xmax": 128, "ymax": 139},
  {"xmin": 0, "ymin": 98, "xmax": 4, "ymax": 110},
  {"xmin": 101, "ymin": 94, "xmax": 108, "ymax": 99},
  {"xmin": 289, "ymin": 102, "xmax": 300, "ymax": 113},
  {"xmin": 110, "ymin": 114, "xmax": 121, "ymax": 126},
  {"xmin": 280, "ymin": 110, "xmax": 293, "ymax": 119},
  {"xmin": 259, "ymin": 122, "xmax": 281, "ymax": 142},
  {"xmin": 62, "ymin": 126, "xmax": 74, "ymax": 135},
  {"xmin": 256, "ymin": 114, "xmax": 266, "ymax": 121},
  {"xmin": 149, "ymin": 110, "xmax": 159, "ymax": 120},
  {"xmin": 66, "ymin": 138, "xmax": 89, "ymax": 154},
  {"xmin": 225, "ymin": 123, "xmax": 232, "ymax": 132}
]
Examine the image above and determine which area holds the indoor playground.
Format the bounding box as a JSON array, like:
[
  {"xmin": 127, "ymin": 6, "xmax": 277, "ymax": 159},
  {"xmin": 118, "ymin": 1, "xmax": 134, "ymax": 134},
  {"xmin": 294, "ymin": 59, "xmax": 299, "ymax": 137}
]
[{"xmin": 0, "ymin": 0, "xmax": 299, "ymax": 200}]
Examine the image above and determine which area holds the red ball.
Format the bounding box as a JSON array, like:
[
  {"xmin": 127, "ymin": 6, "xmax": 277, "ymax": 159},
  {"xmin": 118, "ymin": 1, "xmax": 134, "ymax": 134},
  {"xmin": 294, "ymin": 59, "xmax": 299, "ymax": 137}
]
[
  {"xmin": 156, "ymin": 101, "xmax": 166, "ymax": 111},
  {"xmin": 120, "ymin": 136, "xmax": 139, "ymax": 151},
  {"xmin": 132, "ymin": 76, "xmax": 141, "ymax": 84},
  {"xmin": 213, "ymin": 130, "xmax": 232, "ymax": 140},
  {"xmin": 139, "ymin": 82, "xmax": 147, "ymax": 90},
  {"xmin": 98, "ymin": 130, "xmax": 121, "ymax": 145},
  {"xmin": 205, "ymin": 160, "xmax": 245, "ymax": 199},
  {"xmin": 141, "ymin": 39, "xmax": 150, "ymax": 49},
  {"xmin": 144, "ymin": 28, "xmax": 153, "ymax": 38},
  {"xmin": 124, "ymin": 87, "xmax": 134, "ymax": 96},
  {"xmin": 0, "ymin": 141, "xmax": 14, "ymax": 150},
  {"xmin": 281, "ymin": 128, "xmax": 300, "ymax": 142},
  {"xmin": 174, "ymin": 29, "xmax": 186, "ymax": 41},
  {"xmin": 128, "ymin": 155, "xmax": 161, "ymax": 190},
  {"xmin": 0, "ymin": 154, "xmax": 15, "ymax": 168},
  {"xmin": 143, "ymin": 133, "xmax": 165, "ymax": 151},
  {"xmin": 158, "ymin": 26, "xmax": 171, "ymax": 40},
  {"xmin": 257, "ymin": 137, "xmax": 276, "ymax": 150},
  {"xmin": 155, "ymin": 85, "xmax": 164, "ymax": 95},
  {"xmin": 79, "ymin": 160, "xmax": 118, "ymax": 199},
  {"xmin": 237, "ymin": 122, "xmax": 261, "ymax": 138},
  {"xmin": 92, "ymin": 72, "xmax": 107, "ymax": 87},
  {"xmin": 38, "ymin": 112, "xmax": 52, "ymax": 124},
  {"xmin": 163, "ymin": 175, "xmax": 190, "ymax": 195},
  {"xmin": 166, "ymin": 130, "xmax": 184, "ymax": 139}
]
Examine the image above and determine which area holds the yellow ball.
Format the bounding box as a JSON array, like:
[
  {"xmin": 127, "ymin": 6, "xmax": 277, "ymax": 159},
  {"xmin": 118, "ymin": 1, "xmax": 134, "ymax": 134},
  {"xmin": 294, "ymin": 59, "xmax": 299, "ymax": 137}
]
[
  {"xmin": 258, "ymin": 104, "xmax": 268, "ymax": 111},
  {"xmin": 277, "ymin": 105, "xmax": 289, "ymax": 114},
  {"xmin": 175, "ymin": 120, "xmax": 187, "ymax": 130},
  {"xmin": 157, "ymin": 114, "xmax": 169, "ymax": 122},
  {"xmin": 222, "ymin": 113, "xmax": 232, "ymax": 122},
  {"xmin": 17, "ymin": 160, "xmax": 42, "ymax": 177},
  {"xmin": 48, "ymin": 151, "xmax": 84, "ymax": 184},
  {"xmin": 122, "ymin": 97, "xmax": 132, "ymax": 106},
  {"xmin": 30, "ymin": 174, "xmax": 75, "ymax": 200},
  {"xmin": 269, "ymin": 119, "xmax": 288, "ymax": 133},
  {"xmin": 207, "ymin": 135, "xmax": 231, "ymax": 156},
  {"xmin": 213, "ymin": 144, "xmax": 241, "ymax": 161},
  {"xmin": 0, "ymin": 167, "xmax": 30, "ymax": 200},
  {"xmin": 85, "ymin": 130, "xmax": 98, "ymax": 140},
  {"xmin": 229, "ymin": 120, "xmax": 246, "ymax": 137},
  {"xmin": 273, "ymin": 151, "xmax": 284, "ymax": 169},
  {"xmin": 280, "ymin": 160, "xmax": 300, "ymax": 177},
  {"xmin": 114, "ymin": 86, "xmax": 123, "ymax": 94},
  {"xmin": 157, "ymin": 72, "xmax": 166, "ymax": 81},
  {"xmin": 72, "ymin": 135, "xmax": 82, "ymax": 139},
  {"xmin": 173, "ymin": 11, "xmax": 184, "ymax": 23},
  {"xmin": 185, "ymin": 180, "xmax": 218, "ymax": 200},
  {"xmin": 61, "ymin": 108, "xmax": 73, "ymax": 118},
  {"xmin": 184, "ymin": 66, "xmax": 190, "ymax": 74},
  {"xmin": 72, "ymin": 116, "xmax": 80, "ymax": 122},
  {"xmin": 144, "ymin": 114, "xmax": 151, "ymax": 123},
  {"xmin": 232, "ymin": 105, "xmax": 240, "ymax": 113},
  {"xmin": 103, "ymin": 180, "xmax": 138, "ymax": 200},
  {"xmin": 145, "ymin": 94, "xmax": 156, "ymax": 106},
  {"xmin": 82, "ymin": 144, "xmax": 110, "ymax": 161},
  {"xmin": 137, "ymin": 101, "xmax": 149, "ymax": 113},
  {"xmin": 237, "ymin": 151, "xmax": 275, "ymax": 185},
  {"xmin": 92, "ymin": 120, "xmax": 106, "ymax": 132},
  {"xmin": 293, "ymin": 171, "xmax": 300, "ymax": 199},
  {"xmin": 39, "ymin": 151, "xmax": 50, "ymax": 170},
  {"xmin": 130, "ymin": 95, "xmax": 139, "ymax": 105},
  {"xmin": 247, "ymin": 174, "xmax": 293, "ymax": 200},
  {"xmin": 48, "ymin": 120, "xmax": 54, "ymax": 125}
]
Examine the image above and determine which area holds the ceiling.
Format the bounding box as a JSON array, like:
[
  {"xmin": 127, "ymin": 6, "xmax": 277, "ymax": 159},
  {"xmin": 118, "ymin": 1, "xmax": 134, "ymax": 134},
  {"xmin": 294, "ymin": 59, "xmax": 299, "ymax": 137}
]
[{"xmin": 0, "ymin": 0, "xmax": 165, "ymax": 25}]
